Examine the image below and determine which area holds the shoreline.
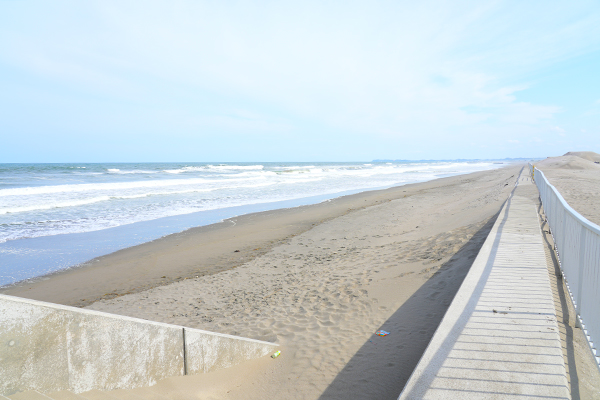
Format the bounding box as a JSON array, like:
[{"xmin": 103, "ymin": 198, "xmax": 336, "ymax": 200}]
[
  {"xmin": 0, "ymin": 187, "xmax": 380, "ymax": 287},
  {"xmin": 1, "ymin": 165, "xmax": 517, "ymax": 308},
  {"xmin": 0, "ymin": 164, "xmax": 508, "ymax": 288}
]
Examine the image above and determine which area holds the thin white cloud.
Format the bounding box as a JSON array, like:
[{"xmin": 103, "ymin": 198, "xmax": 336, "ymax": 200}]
[{"xmin": 1, "ymin": 0, "xmax": 599, "ymax": 160}]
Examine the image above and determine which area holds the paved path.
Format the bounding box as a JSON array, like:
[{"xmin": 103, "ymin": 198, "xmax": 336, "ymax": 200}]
[{"xmin": 398, "ymin": 171, "xmax": 570, "ymax": 399}]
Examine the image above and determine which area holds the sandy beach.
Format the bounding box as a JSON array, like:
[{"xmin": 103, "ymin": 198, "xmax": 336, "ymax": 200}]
[
  {"xmin": 3, "ymin": 3, "xmax": 599, "ymax": 399},
  {"xmin": 3, "ymin": 159, "xmax": 599, "ymax": 399}
]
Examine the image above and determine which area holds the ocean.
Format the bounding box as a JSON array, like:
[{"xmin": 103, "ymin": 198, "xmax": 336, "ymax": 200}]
[{"xmin": 0, "ymin": 161, "xmax": 505, "ymax": 286}]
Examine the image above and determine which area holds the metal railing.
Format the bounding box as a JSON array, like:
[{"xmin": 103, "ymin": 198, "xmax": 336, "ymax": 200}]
[{"xmin": 529, "ymin": 164, "xmax": 600, "ymax": 369}]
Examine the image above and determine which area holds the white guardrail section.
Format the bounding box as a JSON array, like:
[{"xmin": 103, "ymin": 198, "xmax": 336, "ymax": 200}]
[{"xmin": 529, "ymin": 164, "xmax": 600, "ymax": 369}]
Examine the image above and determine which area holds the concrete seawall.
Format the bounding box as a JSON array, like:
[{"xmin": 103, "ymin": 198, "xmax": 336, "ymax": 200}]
[{"xmin": 0, "ymin": 294, "xmax": 278, "ymax": 396}]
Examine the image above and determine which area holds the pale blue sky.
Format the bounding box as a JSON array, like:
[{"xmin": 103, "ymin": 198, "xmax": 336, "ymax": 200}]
[{"xmin": 1, "ymin": 1, "xmax": 599, "ymax": 162}]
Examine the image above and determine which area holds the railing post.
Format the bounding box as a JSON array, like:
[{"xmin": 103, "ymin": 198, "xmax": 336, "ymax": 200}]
[
  {"xmin": 575, "ymin": 226, "xmax": 586, "ymax": 328},
  {"xmin": 560, "ymin": 209, "xmax": 566, "ymax": 260}
]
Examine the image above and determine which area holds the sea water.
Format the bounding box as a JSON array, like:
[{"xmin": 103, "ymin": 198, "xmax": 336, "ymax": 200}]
[{"xmin": 0, "ymin": 161, "xmax": 504, "ymax": 285}]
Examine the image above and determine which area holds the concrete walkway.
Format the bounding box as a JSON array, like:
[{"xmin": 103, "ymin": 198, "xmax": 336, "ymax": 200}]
[{"xmin": 398, "ymin": 171, "xmax": 570, "ymax": 399}]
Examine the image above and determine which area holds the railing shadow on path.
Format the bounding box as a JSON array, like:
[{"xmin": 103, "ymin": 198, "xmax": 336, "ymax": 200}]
[
  {"xmin": 317, "ymin": 204, "xmax": 508, "ymax": 400},
  {"xmin": 538, "ymin": 201, "xmax": 580, "ymax": 398}
]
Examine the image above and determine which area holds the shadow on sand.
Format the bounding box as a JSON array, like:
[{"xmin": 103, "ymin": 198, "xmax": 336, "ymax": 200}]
[{"xmin": 317, "ymin": 212, "xmax": 501, "ymax": 400}]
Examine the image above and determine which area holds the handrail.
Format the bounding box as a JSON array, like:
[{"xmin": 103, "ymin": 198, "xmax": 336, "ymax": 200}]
[{"xmin": 529, "ymin": 163, "xmax": 600, "ymax": 370}]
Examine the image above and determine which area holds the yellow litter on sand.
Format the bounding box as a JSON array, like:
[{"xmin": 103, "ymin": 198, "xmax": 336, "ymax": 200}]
[{"xmin": 271, "ymin": 350, "xmax": 281, "ymax": 358}]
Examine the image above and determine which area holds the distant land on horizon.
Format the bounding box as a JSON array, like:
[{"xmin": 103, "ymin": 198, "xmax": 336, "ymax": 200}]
[
  {"xmin": 372, "ymin": 157, "xmax": 541, "ymax": 163},
  {"xmin": 1, "ymin": 158, "xmax": 542, "ymax": 165}
]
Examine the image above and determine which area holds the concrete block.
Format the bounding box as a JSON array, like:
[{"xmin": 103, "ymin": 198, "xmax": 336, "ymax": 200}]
[
  {"xmin": 95, "ymin": 389, "xmax": 145, "ymax": 400},
  {"xmin": 46, "ymin": 391, "xmax": 89, "ymax": 400},
  {"xmin": 114, "ymin": 388, "xmax": 167, "ymax": 400},
  {"xmin": 75, "ymin": 390, "xmax": 119, "ymax": 400},
  {"xmin": 0, "ymin": 295, "xmax": 184, "ymax": 396},
  {"xmin": 7, "ymin": 391, "xmax": 52, "ymax": 400},
  {"xmin": 184, "ymin": 327, "xmax": 278, "ymax": 374}
]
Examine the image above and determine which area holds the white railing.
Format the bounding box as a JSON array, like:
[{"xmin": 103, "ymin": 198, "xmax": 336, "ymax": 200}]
[{"xmin": 529, "ymin": 164, "xmax": 600, "ymax": 370}]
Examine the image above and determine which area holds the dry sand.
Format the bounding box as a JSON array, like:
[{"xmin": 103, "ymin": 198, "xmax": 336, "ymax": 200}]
[
  {"xmin": 536, "ymin": 154, "xmax": 600, "ymax": 225},
  {"xmin": 78, "ymin": 165, "xmax": 521, "ymax": 399}
]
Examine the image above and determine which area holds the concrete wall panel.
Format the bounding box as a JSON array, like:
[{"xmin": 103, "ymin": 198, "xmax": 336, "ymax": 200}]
[
  {"xmin": 0, "ymin": 299, "xmax": 70, "ymax": 396},
  {"xmin": 1, "ymin": 294, "xmax": 279, "ymax": 396},
  {"xmin": 64, "ymin": 311, "xmax": 184, "ymax": 393},
  {"xmin": 184, "ymin": 328, "xmax": 278, "ymax": 374},
  {"xmin": 0, "ymin": 295, "xmax": 184, "ymax": 395}
]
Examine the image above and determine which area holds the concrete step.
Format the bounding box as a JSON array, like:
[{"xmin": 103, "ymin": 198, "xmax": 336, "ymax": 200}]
[
  {"xmin": 7, "ymin": 391, "xmax": 52, "ymax": 400},
  {"xmin": 97, "ymin": 390, "xmax": 145, "ymax": 400},
  {"xmin": 45, "ymin": 391, "xmax": 88, "ymax": 400},
  {"xmin": 122, "ymin": 388, "xmax": 169, "ymax": 400},
  {"xmin": 110, "ymin": 387, "xmax": 168, "ymax": 400},
  {"xmin": 76, "ymin": 391, "xmax": 119, "ymax": 400},
  {"xmin": 49, "ymin": 386, "xmax": 168, "ymax": 400}
]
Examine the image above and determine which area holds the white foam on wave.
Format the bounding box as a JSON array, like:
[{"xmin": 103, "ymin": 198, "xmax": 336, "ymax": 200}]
[
  {"xmin": 164, "ymin": 166, "xmax": 207, "ymax": 174},
  {"xmin": 0, "ymin": 177, "xmax": 218, "ymax": 197},
  {"xmin": 0, "ymin": 161, "xmax": 503, "ymax": 244},
  {"xmin": 275, "ymin": 165, "xmax": 316, "ymax": 171},
  {"xmin": 165, "ymin": 165, "xmax": 266, "ymax": 174},
  {"xmin": 0, "ymin": 179, "xmax": 282, "ymax": 216},
  {"xmin": 106, "ymin": 168, "xmax": 158, "ymax": 174},
  {"xmin": 207, "ymin": 164, "xmax": 264, "ymax": 171},
  {"xmin": 0, "ymin": 162, "xmax": 497, "ymax": 200},
  {"xmin": 0, "ymin": 196, "xmax": 112, "ymax": 214},
  {"xmin": 0, "ymin": 187, "xmax": 228, "ymax": 215}
]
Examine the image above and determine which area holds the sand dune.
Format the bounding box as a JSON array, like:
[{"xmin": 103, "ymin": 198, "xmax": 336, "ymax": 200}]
[
  {"xmin": 563, "ymin": 151, "xmax": 600, "ymax": 163},
  {"xmin": 536, "ymin": 154, "xmax": 600, "ymax": 225}
]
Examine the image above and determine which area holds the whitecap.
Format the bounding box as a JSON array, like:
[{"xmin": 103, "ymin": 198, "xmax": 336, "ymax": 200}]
[{"xmin": 0, "ymin": 196, "xmax": 112, "ymax": 214}]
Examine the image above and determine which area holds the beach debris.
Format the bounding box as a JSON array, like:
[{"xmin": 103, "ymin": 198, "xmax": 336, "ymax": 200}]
[
  {"xmin": 375, "ymin": 330, "xmax": 390, "ymax": 336},
  {"xmin": 234, "ymin": 249, "xmax": 240, "ymax": 252},
  {"xmin": 271, "ymin": 350, "xmax": 281, "ymax": 359}
]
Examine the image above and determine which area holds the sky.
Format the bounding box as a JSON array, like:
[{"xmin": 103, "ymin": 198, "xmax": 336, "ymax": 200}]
[{"xmin": 1, "ymin": 1, "xmax": 599, "ymax": 162}]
